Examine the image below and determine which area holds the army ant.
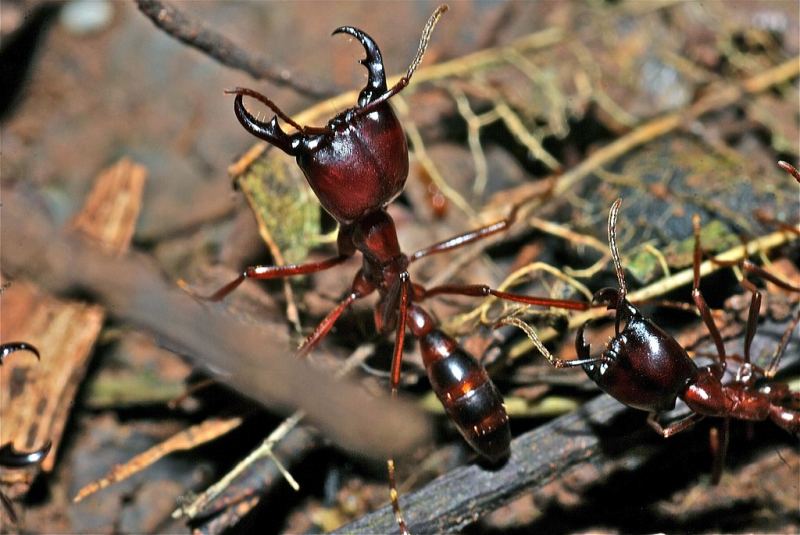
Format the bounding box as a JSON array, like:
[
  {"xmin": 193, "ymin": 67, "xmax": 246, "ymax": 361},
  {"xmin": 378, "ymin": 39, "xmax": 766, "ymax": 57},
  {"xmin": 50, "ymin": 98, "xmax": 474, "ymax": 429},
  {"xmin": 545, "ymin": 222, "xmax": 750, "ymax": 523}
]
[
  {"xmin": 572, "ymin": 198, "xmax": 799, "ymax": 480},
  {"xmin": 194, "ymin": 5, "xmax": 593, "ymax": 533}
]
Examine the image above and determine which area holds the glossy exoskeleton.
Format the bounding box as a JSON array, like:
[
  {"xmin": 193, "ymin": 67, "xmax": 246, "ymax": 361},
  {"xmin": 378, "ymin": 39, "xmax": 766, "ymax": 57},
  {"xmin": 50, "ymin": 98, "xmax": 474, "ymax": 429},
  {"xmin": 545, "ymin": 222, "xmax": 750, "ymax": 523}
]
[
  {"xmin": 0, "ymin": 342, "xmax": 52, "ymax": 523},
  {"xmin": 198, "ymin": 7, "xmax": 589, "ymax": 532},
  {"xmin": 574, "ymin": 199, "xmax": 799, "ymax": 475}
]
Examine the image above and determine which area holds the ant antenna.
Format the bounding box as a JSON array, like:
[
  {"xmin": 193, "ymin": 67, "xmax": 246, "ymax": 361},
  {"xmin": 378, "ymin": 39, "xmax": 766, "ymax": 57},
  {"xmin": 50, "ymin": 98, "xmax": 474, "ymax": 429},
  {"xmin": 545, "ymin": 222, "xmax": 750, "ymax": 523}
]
[
  {"xmin": 354, "ymin": 4, "xmax": 448, "ymax": 117},
  {"xmin": 608, "ymin": 198, "xmax": 627, "ymax": 299},
  {"xmin": 407, "ymin": 4, "xmax": 449, "ymax": 81},
  {"xmin": 607, "ymin": 198, "xmax": 628, "ymax": 335}
]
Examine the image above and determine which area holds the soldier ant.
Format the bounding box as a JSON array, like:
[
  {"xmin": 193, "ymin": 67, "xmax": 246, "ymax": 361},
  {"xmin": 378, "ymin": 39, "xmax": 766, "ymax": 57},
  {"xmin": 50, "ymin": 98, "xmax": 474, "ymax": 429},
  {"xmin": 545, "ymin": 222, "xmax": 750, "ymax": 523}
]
[
  {"xmin": 0, "ymin": 342, "xmax": 52, "ymax": 524},
  {"xmin": 572, "ymin": 198, "xmax": 799, "ymax": 480},
  {"xmin": 193, "ymin": 6, "xmax": 591, "ymax": 532}
]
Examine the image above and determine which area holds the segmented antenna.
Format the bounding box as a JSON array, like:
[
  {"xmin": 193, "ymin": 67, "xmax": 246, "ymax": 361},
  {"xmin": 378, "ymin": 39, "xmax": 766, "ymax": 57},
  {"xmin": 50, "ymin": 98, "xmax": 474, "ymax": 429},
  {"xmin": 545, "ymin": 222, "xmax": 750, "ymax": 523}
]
[{"xmin": 608, "ymin": 198, "xmax": 627, "ymax": 299}]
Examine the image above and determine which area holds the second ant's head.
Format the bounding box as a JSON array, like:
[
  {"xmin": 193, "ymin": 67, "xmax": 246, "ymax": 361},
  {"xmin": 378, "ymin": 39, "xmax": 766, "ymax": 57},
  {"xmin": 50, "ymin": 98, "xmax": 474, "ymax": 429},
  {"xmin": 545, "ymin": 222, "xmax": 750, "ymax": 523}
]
[
  {"xmin": 576, "ymin": 200, "xmax": 698, "ymax": 412},
  {"xmin": 231, "ymin": 27, "xmax": 409, "ymax": 225}
]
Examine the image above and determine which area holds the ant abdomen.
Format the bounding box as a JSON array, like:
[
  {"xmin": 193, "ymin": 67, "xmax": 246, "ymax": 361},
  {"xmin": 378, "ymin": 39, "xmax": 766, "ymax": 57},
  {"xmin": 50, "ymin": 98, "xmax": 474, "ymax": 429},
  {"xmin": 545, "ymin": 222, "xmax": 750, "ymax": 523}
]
[{"xmin": 409, "ymin": 306, "xmax": 510, "ymax": 463}]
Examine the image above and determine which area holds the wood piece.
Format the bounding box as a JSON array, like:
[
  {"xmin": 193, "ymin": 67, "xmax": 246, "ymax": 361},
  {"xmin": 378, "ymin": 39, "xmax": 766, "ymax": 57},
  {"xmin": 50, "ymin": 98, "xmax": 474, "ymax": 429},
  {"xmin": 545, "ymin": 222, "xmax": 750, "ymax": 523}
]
[
  {"xmin": 193, "ymin": 425, "xmax": 320, "ymax": 535},
  {"xmin": 1, "ymin": 158, "xmax": 147, "ymax": 496},
  {"xmin": 0, "ymin": 281, "xmax": 104, "ymax": 490},
  {"xmin": 73, "ymin": 416, "xmax": 243, "ymax": 503},
  {"xmin": 333, "ymin": 395, "xmax": 657, "ymax": 534},
  {"xmin": 70, "ymin": 157, "xmax": 147, "ymax": 255}
]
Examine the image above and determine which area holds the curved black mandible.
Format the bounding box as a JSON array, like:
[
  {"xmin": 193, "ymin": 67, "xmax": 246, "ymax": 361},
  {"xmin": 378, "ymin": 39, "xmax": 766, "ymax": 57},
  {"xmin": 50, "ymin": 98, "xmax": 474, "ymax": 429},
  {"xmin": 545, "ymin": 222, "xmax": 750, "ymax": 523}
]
[{"xmin": 332, "ymin": 26, "xmax": 388, "ymax": 107}]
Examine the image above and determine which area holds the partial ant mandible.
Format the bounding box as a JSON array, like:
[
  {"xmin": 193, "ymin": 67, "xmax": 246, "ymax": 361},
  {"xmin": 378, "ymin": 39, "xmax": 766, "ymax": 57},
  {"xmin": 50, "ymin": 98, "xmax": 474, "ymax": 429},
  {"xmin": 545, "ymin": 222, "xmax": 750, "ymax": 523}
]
[
  {"xmin": 0, "ymin": 342, "xmax": 52, "ymax": 524},
  {"xmin": 571, "ymin": 197, "xmax": 799, "ymax": 479},
  {"xmin": 193, "ymin": 6, "xmax": 591, "ymax": 533}
]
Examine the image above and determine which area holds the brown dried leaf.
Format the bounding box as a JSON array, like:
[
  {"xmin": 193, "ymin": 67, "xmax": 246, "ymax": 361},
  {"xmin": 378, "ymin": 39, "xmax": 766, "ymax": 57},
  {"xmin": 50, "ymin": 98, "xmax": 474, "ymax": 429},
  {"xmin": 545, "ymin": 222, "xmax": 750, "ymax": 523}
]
[{"xmin": 0, "ymin": 281, "xmax": 104, "ymax": 484}]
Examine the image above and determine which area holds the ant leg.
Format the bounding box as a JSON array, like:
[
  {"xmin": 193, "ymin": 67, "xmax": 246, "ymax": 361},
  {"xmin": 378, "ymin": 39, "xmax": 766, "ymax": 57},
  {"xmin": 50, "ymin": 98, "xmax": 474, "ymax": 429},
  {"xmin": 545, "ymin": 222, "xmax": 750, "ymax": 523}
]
[
  {"xmin": 387, "ymin": 274, "xmax": 411, "ymax": 535},
  {"xmin": 295, "ymin": 290, "xmax": 362, "ymax": 358},
  {"xmin": 738, "ymin": 276, "xmax": 762, "ymax": 365},
  {"xmin": 778, "ymin": 160, "xmax": 800, "ymax": 183},
  {"xmin": 198, "ymin": 255, "xmax": 351, "ymax": 302},
  {"xmin": 765, "ymin": 312, "xmax": 800, "ymax": 378},
  {"xmin": 691, "ymin": 214, "xmax": 727, "ymax": 370},
  {"xmin": 742, "ymin": 260, "xmax": 800, "ymax": 293},
  {"xmin": 646, "ymin": 411, "xmax": 705, "ymax": 438},
  {"xmin": 416, "ymin": 283, "xmax": 592, "ymax": 368},
  {"xmin": 709, "ymin": 418, "xmax": 730, "ymax": 484},
  {"xmin": 409, "ymin": 204, "xmax": 522, "ymax": 263},
  {"xmin": 390, "ymin": 274, "xmax": 411, "ymax": 394},
  {"xmin": 417, "ymin": 283, "xmax": 590, "ymax": 310}
]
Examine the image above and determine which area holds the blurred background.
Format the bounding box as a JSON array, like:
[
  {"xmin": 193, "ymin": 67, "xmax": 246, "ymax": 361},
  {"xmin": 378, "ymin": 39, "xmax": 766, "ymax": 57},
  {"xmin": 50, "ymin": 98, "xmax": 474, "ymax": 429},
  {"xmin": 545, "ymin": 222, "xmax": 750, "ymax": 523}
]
[{"xmin": 1, "ymin": 1, "xmax": 798, "ymax": 533}]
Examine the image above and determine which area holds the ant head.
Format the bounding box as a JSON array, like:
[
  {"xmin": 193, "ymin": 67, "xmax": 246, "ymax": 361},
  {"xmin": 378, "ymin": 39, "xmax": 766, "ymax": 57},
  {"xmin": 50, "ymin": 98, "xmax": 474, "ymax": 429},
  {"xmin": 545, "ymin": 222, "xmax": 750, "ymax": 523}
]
[
  {"xmin": 296, "ymin": 27, "xmax": 409, "ymax": 224},
  {"xmin": 229, "ymin": 6, "xmax": 448, "ymax": 225},
  {"xmin": 576, "ymin": 199, "xmax": 698, "ymax": 412},
  {"xmin": 231, "ymin": 28, "xmax": 408, "ymax": 225}
]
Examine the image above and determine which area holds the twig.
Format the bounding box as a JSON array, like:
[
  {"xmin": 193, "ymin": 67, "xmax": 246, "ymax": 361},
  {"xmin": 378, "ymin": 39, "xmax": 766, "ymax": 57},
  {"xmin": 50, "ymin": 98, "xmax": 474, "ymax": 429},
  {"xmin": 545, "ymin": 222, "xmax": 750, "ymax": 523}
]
[
  {"xmin": 176, "ymin": 343, "xmax": 375, "ymax": 521},
  {"xmin": 189, "ymin": 426, "xmax": 318, "ymax": 534},
  {"xmin": 549, "ymin": 57, "xmax": 800, "ymax": 200},
  {"xmin": 1, "ymin": 191, "xmax": 432, "ymax": 461},
  {"xmin": 335, "ymin": 394, "xmax": 632, "ymax": 534},
  {"xmin": 133, "ymin": 0, "xmax": 335, "ymax": 99},
  {"xmin": 338, "ymin": 333, "xmax": 800, "ymax": 534},
  {"xmin": 73, "ymin": 417, "xmax": 243, "ymax": 503},
  {"xmin": 506, "ymin": 226, "xmax": 799, "ymax": 360}
]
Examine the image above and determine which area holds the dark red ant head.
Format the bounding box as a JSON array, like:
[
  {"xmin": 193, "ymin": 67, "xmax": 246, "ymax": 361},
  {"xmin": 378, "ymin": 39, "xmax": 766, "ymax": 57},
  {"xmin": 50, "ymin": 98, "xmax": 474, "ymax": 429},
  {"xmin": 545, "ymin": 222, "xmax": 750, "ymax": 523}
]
[
  {"xmin": 576, "ymin": 288, "xmax": 698, "ymax": 412},
  {"xmin": 575, "ymin": 199, "xmax": 700, "ymax": 412},
  {"xmin": 232, "ymin": 27, "xmax": 408, "ymax": 225}
]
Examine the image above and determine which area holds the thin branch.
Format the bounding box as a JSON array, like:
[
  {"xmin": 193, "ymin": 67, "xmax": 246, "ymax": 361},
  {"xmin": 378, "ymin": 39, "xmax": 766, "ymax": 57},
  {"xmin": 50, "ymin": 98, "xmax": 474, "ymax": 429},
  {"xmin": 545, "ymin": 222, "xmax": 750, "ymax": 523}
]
[
  {"xmin": 337, "ymin": 330, "xmax": 800, "ymax": 534},
  {"xmin": 192, "ymin": 427, "xmax": 319, "ymax": 534},
  {"xmin": 335, "ymin": 395, "xmax": 632, "ymax": 534},
  {"xmin": 133, "ymin": 0, "xmax": 335, "ymax": 99},
  {"xmin": 177, "ymin": 343, "xmax": 375, "ymax": 522},
  {"xmin": 0, "ymin": 191, "xmax": 432, "ymax": 461}
]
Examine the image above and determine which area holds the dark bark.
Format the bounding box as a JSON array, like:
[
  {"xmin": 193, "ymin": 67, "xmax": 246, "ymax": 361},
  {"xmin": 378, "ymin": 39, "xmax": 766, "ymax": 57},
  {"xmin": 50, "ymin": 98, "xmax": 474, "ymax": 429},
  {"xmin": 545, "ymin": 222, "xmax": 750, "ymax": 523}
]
[{"xmin": 336, "ymin": 395, "xmax": 634, "ymax": 534}]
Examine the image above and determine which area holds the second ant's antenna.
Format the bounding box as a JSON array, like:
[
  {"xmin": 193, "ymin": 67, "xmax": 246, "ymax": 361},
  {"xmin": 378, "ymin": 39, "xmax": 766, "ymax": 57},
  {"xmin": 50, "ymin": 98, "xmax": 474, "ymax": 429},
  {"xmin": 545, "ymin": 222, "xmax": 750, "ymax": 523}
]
[{"xmin": 608, "ymin": 198, "xmax": 627, "ymax": 301}]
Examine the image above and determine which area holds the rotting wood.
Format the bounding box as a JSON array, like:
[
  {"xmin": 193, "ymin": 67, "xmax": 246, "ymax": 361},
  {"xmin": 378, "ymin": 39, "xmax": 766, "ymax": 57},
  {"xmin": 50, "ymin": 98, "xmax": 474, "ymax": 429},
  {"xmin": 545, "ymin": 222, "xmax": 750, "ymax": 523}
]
[
  {"xmin": 335, "ymin": 395, "xmax": 631, "ymax": 534},
  {"xmin": 70, "ymin": 157, "xmax": 148, "ymax": 256},
  {"xmin": 1, "ymin": 158, "xmax": 148, "ymax": 497},
  {"xmin": 0, "ymin": 282, "xmax": 104, "ymax": 492}
]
